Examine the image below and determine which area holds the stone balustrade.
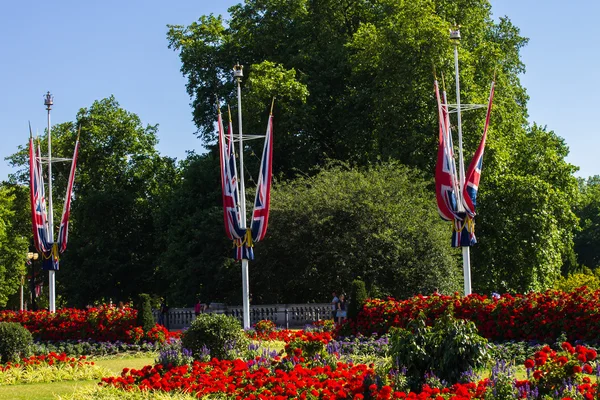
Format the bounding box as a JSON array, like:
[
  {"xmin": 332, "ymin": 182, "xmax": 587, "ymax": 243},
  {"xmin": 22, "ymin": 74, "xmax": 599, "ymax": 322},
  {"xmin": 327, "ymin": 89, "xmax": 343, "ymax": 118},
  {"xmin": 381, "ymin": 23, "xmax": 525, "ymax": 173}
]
[{"xmin": 152, "ymin": 303, "xmax": 332, "ymax": 330}]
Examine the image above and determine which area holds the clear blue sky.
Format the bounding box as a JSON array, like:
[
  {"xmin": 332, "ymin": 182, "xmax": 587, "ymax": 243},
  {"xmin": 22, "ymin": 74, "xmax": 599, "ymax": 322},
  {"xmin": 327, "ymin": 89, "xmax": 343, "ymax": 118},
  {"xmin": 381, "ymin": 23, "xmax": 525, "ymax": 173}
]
[{"xmin": 0, "ymin": 0, "xmax": 597, "ymax": 181}]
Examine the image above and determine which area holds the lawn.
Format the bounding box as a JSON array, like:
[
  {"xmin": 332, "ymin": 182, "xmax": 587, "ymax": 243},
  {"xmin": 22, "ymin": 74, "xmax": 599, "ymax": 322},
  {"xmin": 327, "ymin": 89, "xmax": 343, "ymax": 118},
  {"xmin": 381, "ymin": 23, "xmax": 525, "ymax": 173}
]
[{"xmin": 0, "ymin": 355, "xmax": 155, "ymax": 400}]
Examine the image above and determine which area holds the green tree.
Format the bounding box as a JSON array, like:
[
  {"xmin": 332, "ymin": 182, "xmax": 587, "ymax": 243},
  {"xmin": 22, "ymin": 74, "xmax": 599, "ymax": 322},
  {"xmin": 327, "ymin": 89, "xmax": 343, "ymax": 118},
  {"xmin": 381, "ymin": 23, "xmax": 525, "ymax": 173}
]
[
  {"xmin": 7, "ymin": 97, "xmax": 177, "ymax": 306},
  {"xmin": 574, "ymin": 176, "xmax": 600, "ymax": 270},
  {"xmin": 168, "ymin": 0, "xmax": 579, "ymax": 294},
  {"xmin": 0, "ymin": 184, "xmax": 28, "ymax": 307},
  {"xmin": 250, "ymin": 163, "xmax": 462, "ymax": 303}
]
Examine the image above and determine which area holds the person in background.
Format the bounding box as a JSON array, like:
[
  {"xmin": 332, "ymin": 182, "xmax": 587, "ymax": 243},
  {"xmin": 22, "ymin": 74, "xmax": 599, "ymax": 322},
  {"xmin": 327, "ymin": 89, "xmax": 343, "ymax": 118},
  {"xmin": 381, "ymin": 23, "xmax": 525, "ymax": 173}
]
[
  {"xmin": 194, "ymin": 300, "xmax": 202, "ymax": 318},
  {"xmin": 337, "ymin": 294, "xmax": 347, "ymax": 324},
  {"xmin": 331, "ymin": 291, "xmax": 339, "ymax": 320}
]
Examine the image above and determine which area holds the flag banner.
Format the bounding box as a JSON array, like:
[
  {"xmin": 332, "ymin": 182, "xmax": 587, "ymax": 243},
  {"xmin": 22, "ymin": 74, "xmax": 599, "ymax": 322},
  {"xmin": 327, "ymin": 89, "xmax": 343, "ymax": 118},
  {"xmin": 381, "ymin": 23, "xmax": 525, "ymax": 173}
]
[
  {"xmin": 250, "ymin": 114, "xmax": 273, "ymax": 242},
  {"xmin": 35, "ymin": 282, "xmax": 43, "ymax": 298},
  {"xmin": 434, "ymin": 80, "xmax": 461, "ymax": 222},
  {"xmin": 218, "ymin": 109, "xmax": 254, "ymax": 260},
  {"xmin": 41, "ymin": 244, "xmax": 59, "ymax": 271},
  {"xmin": 57, "ymin": 137, "xmax": 79, "ymax": 253},
  {"xmin": 462, "ymin": 81, "xmax": 495, "ymax": 217},
  {"xmin": 233, "ymin": 230, "xmax": 255, "ymax": 260},
  {"xmin": 29, "ymin": 136, "xmax": 51, "ymax": 253},
  {"xmin": 452, "ymin": 213, "xmax": 476, "ymax": 247},
  {"xmin": 218, "ymin": 112, "xmax": 246, "ymax": 241}
]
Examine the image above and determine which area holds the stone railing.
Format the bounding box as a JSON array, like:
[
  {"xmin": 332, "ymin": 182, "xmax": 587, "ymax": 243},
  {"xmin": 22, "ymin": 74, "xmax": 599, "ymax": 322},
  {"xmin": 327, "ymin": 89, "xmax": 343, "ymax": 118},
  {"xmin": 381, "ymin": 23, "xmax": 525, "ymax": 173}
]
[{"xmin": 152, "ymin": 303, "xmax": 332, "ymax": 330}]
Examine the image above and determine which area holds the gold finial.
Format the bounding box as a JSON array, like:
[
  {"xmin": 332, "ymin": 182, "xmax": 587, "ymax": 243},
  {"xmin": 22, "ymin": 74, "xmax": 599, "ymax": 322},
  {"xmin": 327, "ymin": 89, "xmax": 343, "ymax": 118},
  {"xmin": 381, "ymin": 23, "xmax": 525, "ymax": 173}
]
[
  {"xmin": 270, "ymin": 97, "xmax": 275, "ymax": 115},
  {"xmin": 76, "ymin": 124, "xmax": 81, "ymax": 141},
  {"xmin": 227, "ymin": 105, "xmax": 232, "ymax": 122},
  {"xmin": 216, "ymin": 96, "xmax": 221, "ymax": 114}
]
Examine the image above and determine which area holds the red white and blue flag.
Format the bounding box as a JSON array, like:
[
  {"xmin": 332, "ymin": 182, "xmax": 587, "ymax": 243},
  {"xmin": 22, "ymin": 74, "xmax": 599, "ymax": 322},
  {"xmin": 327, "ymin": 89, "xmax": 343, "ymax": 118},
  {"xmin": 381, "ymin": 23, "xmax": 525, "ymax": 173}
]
[
  {"xmin": 57, "ymin": 134, "xmax": 80, "ymax": 253},
  {"xmin": 218, "ymin": 109, "xmax": 254, "ymax": 260},
  {"xmin": 434, "ymin": 80, "xmax": 461, "ymax": 222},
  {"xmin": 29, "ymin": 132, "xmax": 51, "ymax": 254},
  {"xmin": 462, "ymin": 81, "xmax": 495, "ymax": 217},
  {"xmin": 218, "ymin": 111, "xmax": 246, "ymax": 241},
  {"xmin": 250, "ymin": 114, "xmax": 273, "ymax": 243}
]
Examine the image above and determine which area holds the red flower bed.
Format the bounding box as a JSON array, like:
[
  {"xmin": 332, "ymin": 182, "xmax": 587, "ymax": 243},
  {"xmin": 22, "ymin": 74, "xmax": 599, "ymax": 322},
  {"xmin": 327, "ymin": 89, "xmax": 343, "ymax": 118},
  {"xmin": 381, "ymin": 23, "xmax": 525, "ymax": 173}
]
[
  {"xmin": 248, "ymin": 328, "xmax": 333, "ymax": 344},
  {"xmin": 0, "ymin": 305, "xmax": 174, "ymax": 343},
  {"xmin": 349, "ymin": 289, "xmax": 600, "ymax": 341},
  {"xmin": 0, "ymin": 352, "xmax": 94, "ymax": 372}
]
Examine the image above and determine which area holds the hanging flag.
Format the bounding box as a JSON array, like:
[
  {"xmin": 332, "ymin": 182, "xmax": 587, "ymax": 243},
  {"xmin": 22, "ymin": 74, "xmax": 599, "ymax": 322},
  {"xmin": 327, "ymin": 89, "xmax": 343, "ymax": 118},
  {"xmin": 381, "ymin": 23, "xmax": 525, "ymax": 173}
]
[
  {"xmin": 434, "ymin": 80, "xmax": 461, "ymax": 222},
  {"xmin": 35, "ymin": 282, "xmax": 43, "ymax": 298},
  {"xmin": 29, "ymin": 129, "xmax": 50, "ymax": 254},
  {"xmin": 218, "ymin": 107, "xmax": 254, "ymax": 260},
  {"xmin": 250, "ymin": 113, "xmax": 273, "ymax": 242},
  {"xmin": 462, "ymin": 81, "xmax": 495, "ymax": 217},
  {"xmin": 57, "ymin": 129, "xmax": 80, "ymax": 253},
  {"xmin": 218, "ymin": 110, "xmax": 246, "ymax": 240}
]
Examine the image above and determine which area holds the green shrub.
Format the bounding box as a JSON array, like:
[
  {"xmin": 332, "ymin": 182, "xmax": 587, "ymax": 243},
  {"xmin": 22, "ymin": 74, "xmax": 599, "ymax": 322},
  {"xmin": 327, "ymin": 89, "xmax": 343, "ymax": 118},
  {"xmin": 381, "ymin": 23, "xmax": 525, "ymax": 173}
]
[
  {"xmin": 552, "ymin": 269, "xmax": 600, "ymax": 293},
  {"xmin": 285, "ymin": 339, "xmax": 326, "ymax": 358},
  {"xmin": 348, "ymin": 279, "xmax": 368, "ymax": 320},
  {"xmin": 182, "ymin": 313, "xmax": 249, "ymax": 360},
  {"xmin": 0, "ymin": 322, "xmax": 33, "ymax": 363},
  {"xmin": 390, "ymin": 311, "xmax": 489, "ymax": 390},
  {"xmin": 136, "ymin": 293, "xmax": 154, "ymax": 332}
]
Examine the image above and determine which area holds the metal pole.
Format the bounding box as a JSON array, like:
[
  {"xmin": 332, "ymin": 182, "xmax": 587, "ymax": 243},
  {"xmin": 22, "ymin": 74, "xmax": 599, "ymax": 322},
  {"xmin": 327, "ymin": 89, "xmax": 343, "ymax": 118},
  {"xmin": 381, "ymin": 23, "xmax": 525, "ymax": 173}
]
[
  {"xmin": 451, "ymin": 30, "xmax": 471, "ymax": 296},
  {"xmin": 20, "ymin": 276, "xmax": 24, "ymax": 311},
  {"xmin": 234, "ymin": 64, "xmax": 251, "ymax": 329},
  {"xmin": 45, "ymin": 92, "xmax": 56, "ymax": 312}
]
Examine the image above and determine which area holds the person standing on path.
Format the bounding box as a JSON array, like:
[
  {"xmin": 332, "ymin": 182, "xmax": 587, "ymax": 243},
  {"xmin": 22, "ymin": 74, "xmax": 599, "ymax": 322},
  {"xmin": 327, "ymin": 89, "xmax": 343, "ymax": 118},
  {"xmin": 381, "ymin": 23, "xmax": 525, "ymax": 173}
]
[
  {"xmin": 337, "ymin": 294, "xmax": 347, "ymax": 324},
  {"xmin": 331, "ymin": 292, "xmax": 339, "ymax": 320}
]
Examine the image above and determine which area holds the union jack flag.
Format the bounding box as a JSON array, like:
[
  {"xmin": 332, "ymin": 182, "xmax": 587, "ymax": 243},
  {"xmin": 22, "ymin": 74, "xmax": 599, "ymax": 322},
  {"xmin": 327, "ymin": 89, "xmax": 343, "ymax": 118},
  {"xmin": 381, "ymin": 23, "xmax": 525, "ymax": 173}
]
[
  {"xmin": 250, "ymin": 114, "xmax": 273, "ymax": 242},
  {"xmin": 29, "ymin": 133, "xmax": 50, "ymax": 253},
  {"xmin": 57, "ymin": 136, "xmax": 79, "ymax": 253},
  {"xmin": 462, "ymin": 81, "xmax": 495, "ymax": 217},
  {"xmin": 434, "ymin": 80, "xmax": 461, "ymax": 222},
  {"xmin": 218, "ymin": 111, "xmax": 245, "ymax": 241}
]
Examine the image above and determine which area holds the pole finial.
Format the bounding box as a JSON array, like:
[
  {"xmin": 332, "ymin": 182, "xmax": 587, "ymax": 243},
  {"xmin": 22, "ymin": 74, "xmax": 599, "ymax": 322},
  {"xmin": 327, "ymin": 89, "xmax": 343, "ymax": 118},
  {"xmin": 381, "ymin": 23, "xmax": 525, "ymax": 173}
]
[
  {"xmin": 76, "ymin": 124, "xmax": 81, "ymax": 141},
  {"xmin": 28, "ymin": 121, "xmax": 33, "ymax": 138},
  {"xmin": 227, "ymin": 105, "xmax": 232, "ymax": 122},
  {"xmin": 216, "ymin": 95, "xmax": 221, "ymax": 114},
  {"xmin": 44, "ymin": 91, "xmax": 54, "ymax": 111},
  {"xmin": 270, "ymin": 97, "xmax": 275, "ymax": 115},
  {"xmin": 233, "ymin": 63, "xmax": 244, "ymax": 80}
]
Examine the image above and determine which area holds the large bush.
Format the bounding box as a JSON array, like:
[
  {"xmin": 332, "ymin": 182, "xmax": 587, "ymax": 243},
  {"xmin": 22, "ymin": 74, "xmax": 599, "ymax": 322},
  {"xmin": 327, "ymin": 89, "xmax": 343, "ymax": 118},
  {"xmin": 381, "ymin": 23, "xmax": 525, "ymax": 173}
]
[
  {"xmin": 182, "ymin": 313, "xmax": 249, "ymax": 360},
  {"xmin": 390, "ymin": 312, "xmax": 488, "ymax": 390},
  {"xmin": 0, "ymin": 322, "xmax": 32, "ymax": 362}
]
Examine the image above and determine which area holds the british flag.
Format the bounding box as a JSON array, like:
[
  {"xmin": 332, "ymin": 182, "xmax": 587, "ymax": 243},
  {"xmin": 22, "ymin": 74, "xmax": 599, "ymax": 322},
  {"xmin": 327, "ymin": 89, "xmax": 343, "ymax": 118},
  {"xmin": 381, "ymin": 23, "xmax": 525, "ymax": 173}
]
[
  {"xmin": 57, "ymin": 135, "xmax": 79, "ymax": 253},
  {"xmin": 434, "ymin": 80, "xmax": 461, "ymax": 222},
  {"xmin": 250, "ymin": 114, "xmax": 273, "ymax": 243},
  {"xmin": 218, "ymin": 111, "xmax": 245, "ymax": 241},
  {"xmin": 29, "ymin": 133, "xmax": 50, "ymax": 254},
  {"xmin": 462, "ymin": 82, "xmax": 495, "ymax": 217}
]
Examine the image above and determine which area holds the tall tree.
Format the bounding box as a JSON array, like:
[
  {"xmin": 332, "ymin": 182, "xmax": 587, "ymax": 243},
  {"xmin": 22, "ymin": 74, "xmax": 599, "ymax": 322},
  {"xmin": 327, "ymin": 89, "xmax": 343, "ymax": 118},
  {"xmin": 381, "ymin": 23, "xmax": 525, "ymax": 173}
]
[
  {"xmin": 168, "ymin": 0, "xmax": 579, "ymax": 294},
  {"xmin": 7, "ymin": 97, "xmax": 177, "ymax": 306},
  {"xmin": 0, "ymin": 183, "xmax": 28, "ymax": 307}
]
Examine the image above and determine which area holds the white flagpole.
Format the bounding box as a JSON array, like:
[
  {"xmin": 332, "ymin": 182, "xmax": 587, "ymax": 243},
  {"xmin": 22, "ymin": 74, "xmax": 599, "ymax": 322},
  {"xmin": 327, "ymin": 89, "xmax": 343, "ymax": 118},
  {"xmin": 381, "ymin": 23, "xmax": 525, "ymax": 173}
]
[
  {"xmin": 450, "ymin": 29, "xmax": 472, "ymax": 296},
  {"xmin": 44, "ymin": 92, "xmax": 57, "ymax": 312},
  {"xmin": 234, "ymin": 64, "xmax": 251, "ymax": 329}
]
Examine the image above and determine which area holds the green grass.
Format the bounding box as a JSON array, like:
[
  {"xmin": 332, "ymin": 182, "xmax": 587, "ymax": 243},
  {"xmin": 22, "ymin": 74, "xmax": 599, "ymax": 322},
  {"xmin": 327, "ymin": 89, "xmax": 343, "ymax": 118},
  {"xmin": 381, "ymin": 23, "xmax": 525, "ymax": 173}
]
[{"xmin": 0, "ymin": 355, "xmax": 156, "ymax": 400}]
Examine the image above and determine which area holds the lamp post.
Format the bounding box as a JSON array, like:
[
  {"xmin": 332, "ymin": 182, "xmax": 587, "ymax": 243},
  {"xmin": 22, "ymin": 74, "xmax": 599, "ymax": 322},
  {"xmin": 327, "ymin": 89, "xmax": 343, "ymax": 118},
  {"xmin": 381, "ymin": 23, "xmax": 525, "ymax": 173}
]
[
  {"xmin": 233, "ymin": 63, "xmax": 251, "ymax": 329},
  {"xmin": 27, "ymin": 252, "xmax": 39, "ymax": 311},
  {"xmin": 44, "ymin": 91, "xmax": 57, "ymax": 313}
]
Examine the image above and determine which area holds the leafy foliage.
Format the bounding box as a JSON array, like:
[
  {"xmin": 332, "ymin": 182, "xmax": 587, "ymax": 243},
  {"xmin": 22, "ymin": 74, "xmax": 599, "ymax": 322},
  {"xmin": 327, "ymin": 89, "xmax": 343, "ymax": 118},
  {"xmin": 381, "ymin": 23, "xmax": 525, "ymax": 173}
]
[
  {"xmin": 390, "ymin": 312, "xmax": 489, "ymax": 391},
  {"xmin": 251, "ymin": 163, "xmax": 461, "ymax": 303},
  {"xmin": 135, "ymin": 294, "xmax": 154, "ymax": 333},
  {"xmin": 0, "ymin": 322, "xmax": 32, "ymax": 363},
  {"xmin": 0, "ymin": 184, "xmax": 28, "ymax": 307},
  {"xmin": 181, "ymin": 313, "xmax": 249, "ymax": 360},
  {"xmin": 348, "ymin": 279, "xmax": 368, "ymax": 321}
]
